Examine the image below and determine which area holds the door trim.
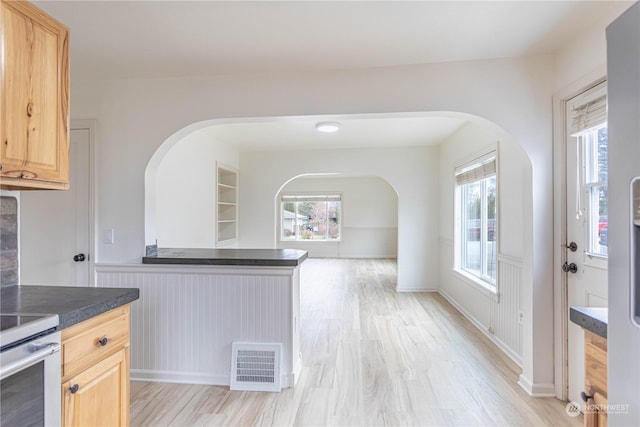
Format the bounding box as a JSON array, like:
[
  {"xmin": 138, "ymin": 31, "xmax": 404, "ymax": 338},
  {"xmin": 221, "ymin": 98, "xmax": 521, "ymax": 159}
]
[
  {"xmin": 552, "ymin": 69, "xmax": 606, "ymax": 400},
  {"xmin": 71, "ymin": 120, "xmax": 97, "ymax": 286}
]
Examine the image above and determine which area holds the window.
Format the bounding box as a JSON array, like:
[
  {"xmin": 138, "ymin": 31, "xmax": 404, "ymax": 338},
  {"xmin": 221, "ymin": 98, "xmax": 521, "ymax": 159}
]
[
  {"xmin": 280, "ymin": 194, "xmax": 341, "ymax": 241},
  {"xmin": 570, "ymin": 86, "xmax": 608, "ymax": 257},
  {"xmin": 455, "ymin": 152, "xmax": 497, "ymax": 290}
]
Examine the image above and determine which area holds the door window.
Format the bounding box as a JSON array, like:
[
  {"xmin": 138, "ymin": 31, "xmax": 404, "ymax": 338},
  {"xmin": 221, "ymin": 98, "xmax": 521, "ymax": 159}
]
[{"xmin": 581, "ymin": 125, "xmax": 608, "ymax": 257}]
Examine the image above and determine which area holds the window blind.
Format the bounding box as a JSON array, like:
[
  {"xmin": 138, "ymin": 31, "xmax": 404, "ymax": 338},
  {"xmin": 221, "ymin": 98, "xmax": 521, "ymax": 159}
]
[
  {"xmin": 455, "ymin": 153, "xmax": 496, "ymax": 186},
  {"xmin": 569, "ymin": 83, "xmax": 607, "ymax": 136},
  {"xmin": 281, "ymin": 194, "xmax": 341, "ymax": 202}
]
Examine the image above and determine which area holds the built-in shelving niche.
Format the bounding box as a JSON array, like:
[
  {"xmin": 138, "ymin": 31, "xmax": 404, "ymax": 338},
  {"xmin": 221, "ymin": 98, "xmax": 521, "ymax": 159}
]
[{"xmin": 216, "ymin": 164, "xmax": 238, "ymax": 245}]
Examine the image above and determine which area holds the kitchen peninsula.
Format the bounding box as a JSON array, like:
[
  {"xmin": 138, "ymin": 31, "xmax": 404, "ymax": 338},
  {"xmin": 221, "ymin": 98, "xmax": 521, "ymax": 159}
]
[
  {"xmin": 142, "ymin": 248, "xmax": 308, "ymax": 267},
  {"xmin": 96, "ymin": 248, "xmax": 308, "ymax": 389}
]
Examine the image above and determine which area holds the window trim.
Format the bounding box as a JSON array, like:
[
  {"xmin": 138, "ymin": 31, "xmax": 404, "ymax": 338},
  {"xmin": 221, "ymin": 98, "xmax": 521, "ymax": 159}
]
[
  {"xmin": 451, "ymin": 267, "xmax": 499, "ymax": 300},
  {"xmin": 578, "ymin": 123, "xmax": 608, "ymax": 263},
  {"xmin": 453, "ymin": 147, "xmax": 499, "ymax": 294},
  {"xmin": 279, "ymin": 192, "xmax": 343, "ymax": 242}
]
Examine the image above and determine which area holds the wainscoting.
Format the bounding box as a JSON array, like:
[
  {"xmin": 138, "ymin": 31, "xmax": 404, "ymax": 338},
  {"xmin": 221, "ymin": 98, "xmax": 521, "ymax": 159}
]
[
  {"xmin": 96, "ymin": 264, "xmax": 301, "ymax": 387},
  {"xmin": 278, "ymin": 226, "xmax": 397, "ymax": 258},
  {"xmin": 491, "ymin": 254, "xmax": 524, "ymax": 365},
  {"xmin": 439, "ymin": 239, "xmax": 523, "ymax": 366}
]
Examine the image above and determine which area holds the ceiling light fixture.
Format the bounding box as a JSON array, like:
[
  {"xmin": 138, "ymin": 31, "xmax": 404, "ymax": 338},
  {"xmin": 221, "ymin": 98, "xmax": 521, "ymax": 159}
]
[{"xmin": 315, "ymin": 122, "xmax": 341, "ymax": 133}]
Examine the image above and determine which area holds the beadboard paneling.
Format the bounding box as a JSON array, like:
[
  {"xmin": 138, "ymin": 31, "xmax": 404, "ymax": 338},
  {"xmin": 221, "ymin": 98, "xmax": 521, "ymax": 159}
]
[
  {"xmin": 491, "ymin": 254, "xmax": 523, "ymax": 366},
  {"xmin": 96, "ymin": 264, "xmax": 301, "ymax": 387}
]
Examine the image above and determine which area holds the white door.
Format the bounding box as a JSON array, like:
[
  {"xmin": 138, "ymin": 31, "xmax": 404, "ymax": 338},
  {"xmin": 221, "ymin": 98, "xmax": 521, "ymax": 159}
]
[
  {"xmin": 20, "ymin": 128, "xmax": 91, "ymax": 286},
  {"xmin": 566, "ymin": 82, "xmax": 608, "ymax": 407}
]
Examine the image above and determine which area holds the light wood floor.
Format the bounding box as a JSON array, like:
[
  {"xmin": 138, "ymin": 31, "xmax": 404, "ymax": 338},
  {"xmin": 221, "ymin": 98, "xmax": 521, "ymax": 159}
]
[{"xmin": 130, "ymin": 258, "xmax": 581, "ymax": 427}]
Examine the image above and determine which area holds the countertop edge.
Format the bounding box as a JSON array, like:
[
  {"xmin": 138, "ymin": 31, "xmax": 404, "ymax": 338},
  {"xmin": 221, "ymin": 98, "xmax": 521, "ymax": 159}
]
[
  {"xmin": 1, "ymin": 285, "xmax": 140, "ymax": 331},
  {"xmin": 142, "ymin": 248, "xmax": 309, "ymax": 267},
  {"xmin": 569, "ymin": 307, "xmax": 608, "ymax": 339},
  {"xmin": 58, "ymin": 288, "xmax": 140, "ymax": 330},
  {"xmin": 142, "ymin": 256, "xmax": 306, "ymax": 267}
]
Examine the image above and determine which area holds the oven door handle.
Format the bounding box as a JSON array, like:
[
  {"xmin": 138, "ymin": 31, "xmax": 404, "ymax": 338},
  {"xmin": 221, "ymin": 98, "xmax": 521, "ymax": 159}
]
[{"xmin": 0, "ymin": 342, "xmax": 61, "ymax": 379}]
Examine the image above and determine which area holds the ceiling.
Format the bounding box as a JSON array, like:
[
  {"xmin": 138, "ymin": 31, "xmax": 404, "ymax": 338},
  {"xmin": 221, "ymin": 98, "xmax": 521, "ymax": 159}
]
[
  {"xmin": 34, "ymin": 1, "xmax": 632, "ymax": 151},
  {"xmin": 199, "ymin": 114, "xmax": 470, "ymax": 151},
  {"xmin": 36, "ymin": 0, "xmax": 631, "ymax": 81}
]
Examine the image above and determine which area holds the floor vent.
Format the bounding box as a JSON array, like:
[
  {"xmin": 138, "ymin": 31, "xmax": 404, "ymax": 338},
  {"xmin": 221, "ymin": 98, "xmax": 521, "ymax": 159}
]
[{"xmin": 230, "ymin": 342, "xmax": 282, "ymax": 392}]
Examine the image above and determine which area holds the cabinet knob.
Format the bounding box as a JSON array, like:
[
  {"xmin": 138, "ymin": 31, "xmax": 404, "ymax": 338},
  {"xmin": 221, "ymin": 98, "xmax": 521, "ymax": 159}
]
[
  {"xmin": 73, "ymin": 253, "xmax": 86, "ymax": 262},
  {"xmin": 69, "ymin": 384, "xmax": 79, "ymax": 394},
  {"xmin": 98, "ymin": 337, "xmax": 108, "ymax": 347},
  {"xmin": 580, "ymin": 391, "xmax": 593, "ymax": 402}
]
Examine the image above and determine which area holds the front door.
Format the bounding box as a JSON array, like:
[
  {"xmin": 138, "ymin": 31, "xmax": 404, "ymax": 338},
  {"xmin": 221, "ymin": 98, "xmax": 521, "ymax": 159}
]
[
  {"xmin": 565, "ymin": 81, "xmax": 608, "ymax": 407},
  {"xmin": 20, "ymin": 127, "xmax": 91, "ymax": 286}
]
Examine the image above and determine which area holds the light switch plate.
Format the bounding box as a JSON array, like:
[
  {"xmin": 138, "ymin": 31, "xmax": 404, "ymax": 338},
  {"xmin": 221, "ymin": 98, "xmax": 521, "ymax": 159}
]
[{"xmin": 104, "ymin": 228, "xmax": 115, "ymax": 244}]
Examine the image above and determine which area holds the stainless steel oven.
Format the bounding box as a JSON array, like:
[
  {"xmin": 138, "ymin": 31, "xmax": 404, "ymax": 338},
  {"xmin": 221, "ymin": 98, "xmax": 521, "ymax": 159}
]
[{"xmin": 0, "ymin": 314, "xmax": 61, "ymax": 427}]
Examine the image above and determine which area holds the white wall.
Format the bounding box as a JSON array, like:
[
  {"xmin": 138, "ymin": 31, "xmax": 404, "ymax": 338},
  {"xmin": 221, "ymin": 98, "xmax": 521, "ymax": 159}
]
[
  {"xmin": 240, "ymin": 146, "xmax": 437, "ymax": 291},
  {"xmin": 155, "ymin": 130, "xmax": 239, "ymax": 248},
  {"xmin": 277, "ymin": 176, "xmax": 398, "ymax": 258},
  {"xmin": 438, "ymin": 121, "xmax": 529, "ymax": 366},
  {"xmin": 554, "ymin": 1, "xmax": 634, "ymax": 92}
]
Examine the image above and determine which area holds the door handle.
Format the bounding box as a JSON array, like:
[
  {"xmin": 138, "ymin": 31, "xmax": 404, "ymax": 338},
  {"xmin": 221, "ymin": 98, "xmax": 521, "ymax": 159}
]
[
  {"xmin": 73, "ymin": 253, "xmax": 86, "ymax": 262},
  {"xmin": 562, "ymin": 262, "xmax": 578, "ymax": 273}
]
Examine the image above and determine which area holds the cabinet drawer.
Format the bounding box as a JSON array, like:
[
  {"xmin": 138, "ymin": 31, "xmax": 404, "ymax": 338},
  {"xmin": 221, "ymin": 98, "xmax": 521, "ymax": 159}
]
[{"xmin": 62, "ymin": 306, "xmax": 130, "ymax": 378}]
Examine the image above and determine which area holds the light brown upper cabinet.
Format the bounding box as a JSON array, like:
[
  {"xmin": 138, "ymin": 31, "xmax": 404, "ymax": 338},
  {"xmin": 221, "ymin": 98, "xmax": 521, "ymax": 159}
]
[{"xmin": 0, "ymin": 0, "xmax": 70, "ymax": 190}]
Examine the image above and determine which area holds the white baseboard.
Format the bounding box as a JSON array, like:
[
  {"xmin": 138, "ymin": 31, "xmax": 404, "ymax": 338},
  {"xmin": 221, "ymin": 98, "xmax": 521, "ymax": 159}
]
[
  {"xmin": 396, "ymin": 288, "xmax": 439, "ymax": 293},
  {"xmin": 131, "ymin": 369, "xmax": 228, "ymax": 386},
  {"xmin": 132, "ymin": 368, "xmax": 298, "ymax": 389},
  {"xmin": 518, "ymin": 374, "xmax": 556, "ymax": 397}
]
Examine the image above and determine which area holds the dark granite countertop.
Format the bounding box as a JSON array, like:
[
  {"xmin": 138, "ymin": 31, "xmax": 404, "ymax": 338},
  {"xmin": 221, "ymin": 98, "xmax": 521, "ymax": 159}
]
[
  {"xmin": 0, "ymin": 285, "xmax": 139, "ymax": 330},
  {"xmin": 570, "ymin": 306, "xmax": 608, "ymax": 339},
  {"xmin": 142, "ymin": 248, "xmax": 308, "ymax": 267}
]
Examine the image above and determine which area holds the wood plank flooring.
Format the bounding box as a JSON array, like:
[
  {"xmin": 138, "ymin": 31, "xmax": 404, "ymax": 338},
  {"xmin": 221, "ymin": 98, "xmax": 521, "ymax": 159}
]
[{"xmin": 130, "ymin": 258, "xmax": 581, "ymax": 427}]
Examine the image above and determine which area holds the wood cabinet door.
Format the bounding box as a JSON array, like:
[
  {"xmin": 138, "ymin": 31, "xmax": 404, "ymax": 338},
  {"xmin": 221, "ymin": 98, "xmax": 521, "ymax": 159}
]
[
  {"xmin": 0, "ymin": 0, "xmax": 69, "ymax": 190},
  {"xmin": 62, "ymin": 348, "xmax": 130, "ymax": 427}
]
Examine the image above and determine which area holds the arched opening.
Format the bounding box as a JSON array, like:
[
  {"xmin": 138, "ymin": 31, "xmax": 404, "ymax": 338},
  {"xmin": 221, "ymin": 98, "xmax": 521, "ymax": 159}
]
[
  {"xmin": 144, "ymin": 111, "xmax": 529, "ymax": 292},
  {"xmin": 275, "ymin": 174, "xmax": 399, "ymax": 259},
  {"xmin": 141, "ymin": 108, "xmax": 538, "ymax": 388}
]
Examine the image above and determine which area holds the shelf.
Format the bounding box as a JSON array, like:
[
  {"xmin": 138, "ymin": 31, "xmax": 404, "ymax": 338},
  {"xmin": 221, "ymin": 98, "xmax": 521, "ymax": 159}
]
[
  {"xmin": 218, "ymin": 221, "xmax": 237, "ymax": 242},
  {"xmin": 218, "ymin": 183, "xmax": 236, "ymax": 190},
  {"xmin": 218, "ymin": 167, "xmax": 237, "ymax": 188},
  {"xmin": 217, "ymin": 163, "xmax": 238, "ymax": 245}
]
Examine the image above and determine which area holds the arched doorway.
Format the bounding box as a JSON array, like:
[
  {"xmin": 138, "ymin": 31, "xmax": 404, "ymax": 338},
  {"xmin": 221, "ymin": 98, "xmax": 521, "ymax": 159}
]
[{"xmin": 275, "ymin": 174, "xmax": 399, "ymax": 259}]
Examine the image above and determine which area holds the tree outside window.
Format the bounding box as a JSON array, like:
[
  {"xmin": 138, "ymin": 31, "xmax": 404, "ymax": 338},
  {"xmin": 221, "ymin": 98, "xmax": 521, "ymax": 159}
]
[{"xmin": 281, "ymin": 195, "xmax": 341, "ymax": 241}]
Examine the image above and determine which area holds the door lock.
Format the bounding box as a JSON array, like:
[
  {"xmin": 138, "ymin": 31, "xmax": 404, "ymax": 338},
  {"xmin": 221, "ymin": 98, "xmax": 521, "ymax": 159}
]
[
  {"xmin": 562, "ymin": 262, "xmax": 578, "ymax": 274},
  {"xmin": 566, "ymin": 242, "xmax": 578, "ymax": 252}
]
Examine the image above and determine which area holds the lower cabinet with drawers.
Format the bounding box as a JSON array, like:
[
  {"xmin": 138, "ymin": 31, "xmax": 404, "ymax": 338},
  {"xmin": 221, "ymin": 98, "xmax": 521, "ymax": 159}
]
[{"xmin": 61, "ymin": 305, "xmax": 131, "ymax": 426}]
